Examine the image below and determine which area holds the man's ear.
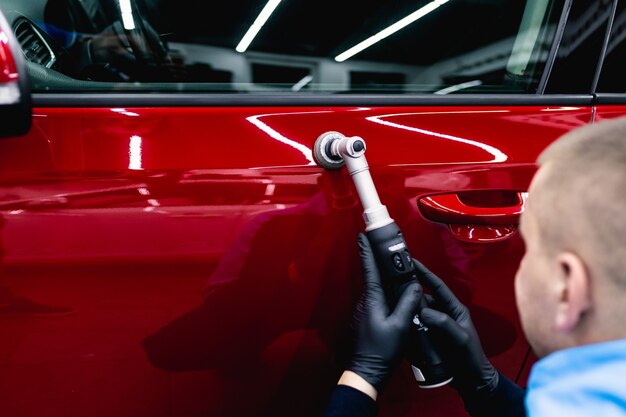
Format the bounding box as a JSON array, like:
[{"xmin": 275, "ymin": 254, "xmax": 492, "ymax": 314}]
[{"xmin": 555, "ymin": 252, "xmax": 591, "ymax": 332}]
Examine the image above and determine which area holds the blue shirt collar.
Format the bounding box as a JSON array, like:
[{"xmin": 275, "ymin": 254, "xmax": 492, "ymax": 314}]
[
  {"xmin": 529, "ymin": 338, "xmax": 626, "ymax": 387},
  {"xmin": 526, "ymin": 339, "xmax": 626, "ymax": 417}
]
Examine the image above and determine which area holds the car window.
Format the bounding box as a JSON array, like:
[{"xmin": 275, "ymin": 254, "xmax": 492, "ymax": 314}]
[
  {"xmin": 2, "ymin": 0, "xmax": 564, "ymax": 94},
  {"xmin": 545, "ymin": 0, "xmax": 614, "ymax": 94},
  {"xmin": 596, "ymin": 1, "xmax": 626, "ymax": 93}
]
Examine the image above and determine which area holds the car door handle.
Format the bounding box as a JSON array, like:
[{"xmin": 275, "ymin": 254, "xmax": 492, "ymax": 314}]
[{"xmin": 418, "ymin": 192, "xmax": 528, "ymax": 225}]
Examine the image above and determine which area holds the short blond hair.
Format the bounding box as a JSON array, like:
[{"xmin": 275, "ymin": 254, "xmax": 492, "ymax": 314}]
[{"xmin": 534, "ymin": 117, "xmax": 626, "ymax": 288}]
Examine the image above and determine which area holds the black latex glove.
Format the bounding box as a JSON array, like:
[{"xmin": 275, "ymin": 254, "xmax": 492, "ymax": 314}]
[
  {"xmin": 414, "ymin": 258, "xmax": 499, "ymax": 399},
  {"xmin": 347, "ymin": 233, "xmax": 423, "ymax": 392}
]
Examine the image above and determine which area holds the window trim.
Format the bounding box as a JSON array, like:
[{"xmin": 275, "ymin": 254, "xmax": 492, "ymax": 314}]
[
  {"xmin": 32, "ymin": 93, "xmax": 594, "ymax": 107},
  {"xmin": 537, "ymin": 0, "xmax": 574, "ymax": 94},
  {"xmin": 595, "ymin": 93, "xmax": 626, "ymax": 104}
]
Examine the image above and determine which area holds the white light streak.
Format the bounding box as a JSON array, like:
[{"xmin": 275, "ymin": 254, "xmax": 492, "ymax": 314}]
[
  {"xmin": 0, "ymin": 82, "xmax": 20, "ymax": 105},
  {"xmin": 129, "ymin": 135, "xmax": 143, "ymax": 170},
  {"xmin": 236, "ymin": 0, "xmax": 282, "ymax": 53},
  {"xmin": 540, "ymin": 107, "xmax": 581, "ymax": 112},
  {"xmin": 119, "ymin": 0, "xmax": 136, "ymax": 30},
  {"xmin": 366, "ymin": 113, "xmax": 507, "ymax": 163},
  {"xmin": 112, "ymin": 108, "xmax": 139, "ymax": 117},
  {"xmin": 434, "ymin": 80, "xmax": 482, "ymax": 95},
  {"xmin": 246, "ymin": 110, "xmax": 333, "ymax": 165},
  {"xmin": 384, "ymin": 110, "xmax": 509, "ymax": 115},
  {"xmin": 335, "ymin": 0, "xmax": 451, "ymax": 62},
  {"xmin": 291, "ymin": 75, "xmax": 313, "ymax": 91},
  {"xmin": 265, "ymin": 183, "xmax": 276, "ymax": 196}
]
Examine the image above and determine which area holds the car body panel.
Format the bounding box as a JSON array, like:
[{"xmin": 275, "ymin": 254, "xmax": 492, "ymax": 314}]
[
  {"xmin": 594, "ymin": 105, "xmax": 626, "ymax": 122},
  {"xmin": 0, "ymin": 104, "xmax": 591, "ymax": 416}
]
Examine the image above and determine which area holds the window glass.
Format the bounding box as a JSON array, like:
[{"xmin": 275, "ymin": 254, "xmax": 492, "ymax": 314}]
[
  {"xmin": 2, "ymin": 0, "xmax": 564, "ymax": 94},
  {"xmin": 597, "ymin": 1, "xmax": 626, "ymax": 93},
  {"xmin": 545, "ymin": 0, "xmax": 614, "ymax": 94}
]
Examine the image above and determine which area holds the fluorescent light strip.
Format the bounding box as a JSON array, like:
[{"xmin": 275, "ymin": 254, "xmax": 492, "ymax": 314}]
[
  {"xmin": 291, "ymin": 75, "xmax": 313, "ymax": 91},
  {"xmin": 118, "ymin": 0, "xmax": 136, "ymax": 30},
  {"xmin": 236, "ymin": 0, "xmax": 282, "ymax": 53},
  {"xmin": 434, "ymin": 80, "xmax": 482, "ymax": 95},
  {"xmin": 335, "ymin": 0, "xmax": 450, "ymax": 62}
]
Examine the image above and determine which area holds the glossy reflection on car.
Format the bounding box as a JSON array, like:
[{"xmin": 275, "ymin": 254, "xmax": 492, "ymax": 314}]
[{"xmin": 0, "ymin": 1, "xmax": 625, "ymax": 416}]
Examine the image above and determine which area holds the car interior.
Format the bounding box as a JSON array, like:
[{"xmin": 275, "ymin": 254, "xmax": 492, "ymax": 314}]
[{"xmin": 0, "ymin": 0, "xmax": 563, "ymax": 94}]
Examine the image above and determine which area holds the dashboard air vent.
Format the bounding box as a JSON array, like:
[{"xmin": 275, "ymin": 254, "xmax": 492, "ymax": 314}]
[{"xmin": 14, "ymin": 19, "xmax": 56, "ymax": 68}]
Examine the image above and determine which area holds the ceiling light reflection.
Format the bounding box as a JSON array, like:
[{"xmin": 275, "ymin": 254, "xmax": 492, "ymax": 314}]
[
  {"xmin": 236, "ymin": 0, "xmax": 282, "ymax": 53},
  {"xmin": 540, "ymin": 107, "xmax": 581, "ymax": 112},
  {"xmin": 128, "ymin": 135, "xmax": 143, "ymax": 170},
  {"xmin": 367, "ymin": 113, "xmax": 507, "ymax": 163},
  {"xmin": 112, "ymin": 108, "xmax": 139, "ymax": 117},
  {"xmin": 118, "ymin": 0, "xmax": 136, "ymax": 30},
  {"xmin": 247, "ymin": 110, "xmax": 332, "ymax": 165},
  {"xmin": 265, "ymin": 183, "xmax": 276, "ymax": 196},
  {"xmin": 291, "ymin": 75, "xmax": 313, "ymax": 92},
  {"xmin": 0, "ymin": 82, "xmax": 19, "ymax": 105},
  {"xmin": 335, "ymin": 0, "xmax": 451, "ymax": 62},
  {"xmin": 434, "ymin": 80, "xmax": 482, "ymax": 95}
]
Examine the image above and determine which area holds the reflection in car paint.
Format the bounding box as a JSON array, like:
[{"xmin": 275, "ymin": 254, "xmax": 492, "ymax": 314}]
[
  {"xmin": 366, "ymin": 112, "xmax": 508, "ymax": 163},
  {"xmin": 449, "ymin": 224, "xmax": 518, "ymax": 242},
  {"xmin": 246, "ymin": 111, "xmax": 334, "ymax": 166},
  {"xmin": 129, "ymin": 135, "xmax": 143, "ymax": 170},
  {"xmin": 540, "ymin": 106, "xmax": 582, "ymax": 111},
  {"xmin": 503, "ymin": 108, "xmax": 590, "ymax": 130},
  {"xmin": 111, "ymin": 108, "xmax": 140, "ymax": 117}
]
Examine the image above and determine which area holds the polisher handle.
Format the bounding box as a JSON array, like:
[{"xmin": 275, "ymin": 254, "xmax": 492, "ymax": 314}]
[{"xmin": 366, "ymin": 222, "xmax": 453, "ymax": 388}]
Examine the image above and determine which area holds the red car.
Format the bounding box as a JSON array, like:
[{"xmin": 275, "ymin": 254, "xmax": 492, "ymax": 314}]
[{"xmin": 0, "ymin": 1, "xmax": 625, "ymax": 416}]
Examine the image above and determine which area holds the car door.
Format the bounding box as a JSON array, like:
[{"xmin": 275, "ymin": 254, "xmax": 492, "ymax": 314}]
[{"xmin": 0, "ymin": 1, "xmax": 607, "ymax": 416}]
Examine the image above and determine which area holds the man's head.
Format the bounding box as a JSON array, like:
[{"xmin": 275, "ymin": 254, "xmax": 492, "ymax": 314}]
[{"xmin": 515, "ymin": 117, "xmax": 626, "ymax": 358}]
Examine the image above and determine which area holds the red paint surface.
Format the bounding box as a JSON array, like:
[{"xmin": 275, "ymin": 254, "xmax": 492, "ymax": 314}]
[
  {"xmin": 0, "ymin": 26, "xmax": 18, "ymax": 83},
  {"xmin": 594, "ymin": 105, "xmax": 626, "ymax": 122},
  {"xmin": 419, "ymin": 191, "xmax": 527, "ymax": 225},
  {"xmin": 0, "ymin": 105, "xmax": 592, "ymax": 417}
]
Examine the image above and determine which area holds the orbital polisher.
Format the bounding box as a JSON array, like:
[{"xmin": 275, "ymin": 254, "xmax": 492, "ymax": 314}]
[{"xmin": 313, "ymin": 131, "xmax": 452, "ymax": 389}]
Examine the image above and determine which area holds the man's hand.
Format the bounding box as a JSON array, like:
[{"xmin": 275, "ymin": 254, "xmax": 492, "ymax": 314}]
[
  {"xmin": 89, "ymin": 23, "xmax": 138, "ymax": 69},
  {"xmin": 414, "ymin": 258, "xmax": 499, "ymax": 399},
  {"xmin": 345, "ymin": 233, "xmax": 422, "ymax": 394}
]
